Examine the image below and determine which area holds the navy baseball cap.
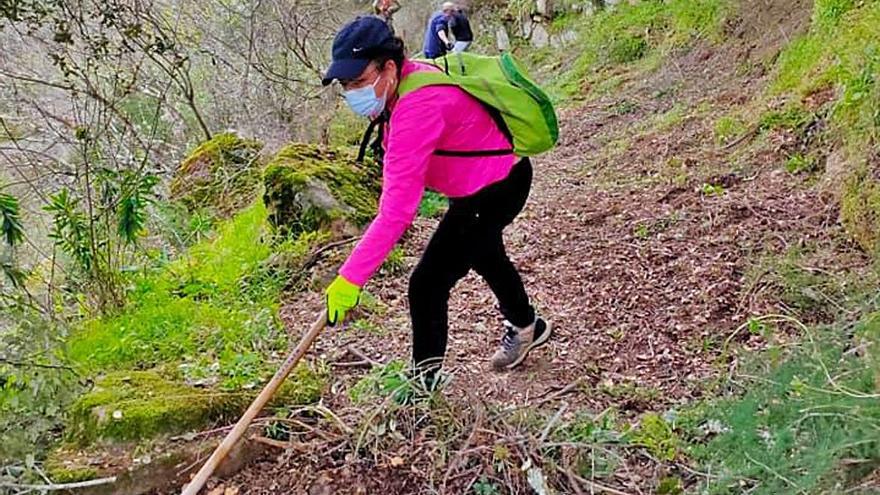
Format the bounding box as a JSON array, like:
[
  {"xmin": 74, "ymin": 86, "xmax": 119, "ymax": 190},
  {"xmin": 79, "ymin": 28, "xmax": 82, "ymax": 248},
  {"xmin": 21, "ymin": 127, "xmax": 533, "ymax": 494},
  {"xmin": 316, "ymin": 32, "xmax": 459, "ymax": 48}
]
[{"xmin": 322, "ymin": 16, "xmax": 394, "ymax": 86}]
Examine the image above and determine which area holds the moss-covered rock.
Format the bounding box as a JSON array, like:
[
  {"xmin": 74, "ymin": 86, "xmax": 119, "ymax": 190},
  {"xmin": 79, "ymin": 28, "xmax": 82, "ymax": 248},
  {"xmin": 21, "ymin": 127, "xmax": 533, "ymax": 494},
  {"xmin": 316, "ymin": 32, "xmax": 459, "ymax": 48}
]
[
  {"xmin": 262, "ymin": 143, "xmax": 380, "ymax": 236},
  {"xmin": 171, "ymin": 132, "xmax": 264, "ymax": 216},
  {"xmin": 66, "ymin": 365, "xmax": 326, "ymax": 445},
  {"xmin": 840, "ymin": 164, "xmax": 880, "ymax": 257},
  {"xmin": 67, "ymin": 370, "xmax": 243, "ymax": 445}
]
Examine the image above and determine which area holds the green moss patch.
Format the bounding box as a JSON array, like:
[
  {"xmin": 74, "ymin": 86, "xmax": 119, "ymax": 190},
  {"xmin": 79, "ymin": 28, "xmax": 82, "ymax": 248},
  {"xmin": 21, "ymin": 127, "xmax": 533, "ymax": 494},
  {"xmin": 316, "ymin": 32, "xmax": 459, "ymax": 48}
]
[
  {"xmin": 262, "ymin": 143, "xmax": 380, "ymax": 236},
  {"xmin": 841, "ymin": 164, "xmax": 880, "ymax": 255},
  {"xmin": 44, "ymin": 449, "xmax": 99, "ymax": 483},
  {"xmin": 66, "ymin": 366, "xmax": 326, "ymax": 445},
  {"xmin": 67, "ymin": 370, "xmax": 246, "ymax": 444},
  {"xmin": 171, "ymin": 132, "xmax": 264, "ymax": 216}
]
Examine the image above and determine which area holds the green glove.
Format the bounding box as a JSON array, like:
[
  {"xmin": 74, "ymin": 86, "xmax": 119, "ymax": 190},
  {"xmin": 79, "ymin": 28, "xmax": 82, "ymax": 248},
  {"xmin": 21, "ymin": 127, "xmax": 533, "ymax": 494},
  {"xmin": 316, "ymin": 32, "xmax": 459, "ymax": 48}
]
[{"xmin": 325, "ymin": 275, "xmax": 361, "ymax": 326}]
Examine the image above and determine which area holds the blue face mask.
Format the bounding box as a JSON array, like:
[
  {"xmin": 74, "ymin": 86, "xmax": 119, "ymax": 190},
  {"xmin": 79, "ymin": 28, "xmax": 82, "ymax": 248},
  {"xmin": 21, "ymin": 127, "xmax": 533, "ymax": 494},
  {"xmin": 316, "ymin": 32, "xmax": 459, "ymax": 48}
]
[{"xmin": 343, "ymin": 74, "xmax": 388, "ymax": 119}]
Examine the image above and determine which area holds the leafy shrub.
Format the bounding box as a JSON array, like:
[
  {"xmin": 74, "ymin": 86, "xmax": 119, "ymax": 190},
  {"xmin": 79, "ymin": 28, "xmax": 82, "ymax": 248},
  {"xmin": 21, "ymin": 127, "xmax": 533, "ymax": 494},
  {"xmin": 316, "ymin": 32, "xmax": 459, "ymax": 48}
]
[
  {"xmin": 609, "ymin": 35, "xmax": 648, "ymax": 64},
  {"xmin": 0, "ymin": 313, "xmax": 79, "ymax": 462},
  {"xmin": 784, "ymin": 153, "xmax": 819, "ymax": 174},
  {"xmin": 630, "ymin": 413, "xmax": 679, "ymax": 461},
  {"xmin": 419, "ymin": 191, "xmax": 448, "ymax": 218}
]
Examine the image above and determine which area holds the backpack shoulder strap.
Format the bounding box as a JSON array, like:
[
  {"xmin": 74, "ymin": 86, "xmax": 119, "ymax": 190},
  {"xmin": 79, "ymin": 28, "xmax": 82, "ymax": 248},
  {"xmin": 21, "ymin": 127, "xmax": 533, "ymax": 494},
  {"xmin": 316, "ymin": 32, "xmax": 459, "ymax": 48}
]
[
  {"xmin": 356, "ymin": 112, "xmax": 388, "ymax": 164},
  {"xmin": 396, "ymin": 64, "xmax": 514, "ymax": 159},
  {"xmin": 397, "ymin": 70, "xmax": 453, "ymax": 97}
]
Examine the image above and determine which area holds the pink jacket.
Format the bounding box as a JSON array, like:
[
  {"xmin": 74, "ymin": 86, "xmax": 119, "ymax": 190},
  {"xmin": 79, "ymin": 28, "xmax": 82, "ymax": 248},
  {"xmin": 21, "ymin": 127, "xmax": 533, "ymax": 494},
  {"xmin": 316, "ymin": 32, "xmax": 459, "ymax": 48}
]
[{"xmin": 339, "ymin": 60, "xmax": 517, "ymax": 287}]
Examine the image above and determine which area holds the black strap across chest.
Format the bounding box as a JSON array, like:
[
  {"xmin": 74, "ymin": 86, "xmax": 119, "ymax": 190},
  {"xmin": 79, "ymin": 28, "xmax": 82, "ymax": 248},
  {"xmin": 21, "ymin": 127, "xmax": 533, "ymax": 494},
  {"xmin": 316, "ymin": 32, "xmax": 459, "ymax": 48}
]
[{"xmin": 355, "ymin": 100, "xmax": 514, "ymax": 164}]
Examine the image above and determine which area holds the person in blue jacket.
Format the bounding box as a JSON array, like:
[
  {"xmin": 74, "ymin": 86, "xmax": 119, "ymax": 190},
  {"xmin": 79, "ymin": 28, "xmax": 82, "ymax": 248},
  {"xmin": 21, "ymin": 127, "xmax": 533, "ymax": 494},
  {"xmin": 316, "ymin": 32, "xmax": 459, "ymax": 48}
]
[{"xmin": 422, "ymin": 2, "xmax": 456, "ymax": 58}]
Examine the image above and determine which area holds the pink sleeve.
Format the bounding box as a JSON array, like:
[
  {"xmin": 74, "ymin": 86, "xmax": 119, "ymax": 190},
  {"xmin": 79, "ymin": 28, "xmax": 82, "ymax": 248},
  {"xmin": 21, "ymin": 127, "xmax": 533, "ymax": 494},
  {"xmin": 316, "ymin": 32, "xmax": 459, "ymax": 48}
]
[{"xmin": 339, "ymin": 91, "xmax": 445, "ymax": 286}]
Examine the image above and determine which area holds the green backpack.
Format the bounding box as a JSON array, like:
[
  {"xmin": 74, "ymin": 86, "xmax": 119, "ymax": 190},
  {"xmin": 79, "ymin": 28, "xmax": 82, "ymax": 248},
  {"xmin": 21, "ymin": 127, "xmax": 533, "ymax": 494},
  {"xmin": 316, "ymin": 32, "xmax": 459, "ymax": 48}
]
[{"xmin": 398, "ymin": 51, "xmax": 559, "ymax": 158}]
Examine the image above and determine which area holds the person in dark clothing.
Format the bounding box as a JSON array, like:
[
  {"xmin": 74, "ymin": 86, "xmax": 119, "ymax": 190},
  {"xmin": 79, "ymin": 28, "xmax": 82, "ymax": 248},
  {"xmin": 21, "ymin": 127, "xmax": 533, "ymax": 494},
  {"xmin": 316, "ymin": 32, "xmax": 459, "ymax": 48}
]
[
  {"xmin": 422, "ymin": 2, "xmax": 455, "ymax": 58},
  {"xmin": 449, "ymin": 7, "xmax": 473, "ymax": 52}
]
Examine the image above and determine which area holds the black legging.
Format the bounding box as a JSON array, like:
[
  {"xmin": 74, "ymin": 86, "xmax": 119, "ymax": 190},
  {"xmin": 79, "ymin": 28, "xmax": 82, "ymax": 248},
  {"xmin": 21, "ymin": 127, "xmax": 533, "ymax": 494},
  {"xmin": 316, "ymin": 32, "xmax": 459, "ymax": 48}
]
[{"xmin": 408, "ymin": 158, "xmax": 535, "ymax": 370}]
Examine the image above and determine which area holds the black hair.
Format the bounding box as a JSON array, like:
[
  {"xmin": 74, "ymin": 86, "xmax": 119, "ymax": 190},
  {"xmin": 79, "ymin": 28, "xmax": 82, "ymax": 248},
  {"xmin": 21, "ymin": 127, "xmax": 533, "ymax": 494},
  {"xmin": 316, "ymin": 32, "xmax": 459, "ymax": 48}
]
[{"xmin": 368, "ymin": 36, "xmax": 406, "ymax": 79}]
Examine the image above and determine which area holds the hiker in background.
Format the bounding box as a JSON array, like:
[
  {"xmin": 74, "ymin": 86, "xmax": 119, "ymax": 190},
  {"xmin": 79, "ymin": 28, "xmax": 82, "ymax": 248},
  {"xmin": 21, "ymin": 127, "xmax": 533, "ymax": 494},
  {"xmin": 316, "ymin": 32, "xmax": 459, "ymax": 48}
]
[
  {"xmin": 449, "ymin": 5, "xmax": 473, "ymax": 53},
  {"xmin": 372, "ymin": 0, "xmax": 401, "ymax": 30},
  {"xmin": 422, "ymin": 2, "xmax": 456, "ymax": 58},
  {"xmin": 321, "ymin": 17, "xmax": 552, "ymax": 380}
]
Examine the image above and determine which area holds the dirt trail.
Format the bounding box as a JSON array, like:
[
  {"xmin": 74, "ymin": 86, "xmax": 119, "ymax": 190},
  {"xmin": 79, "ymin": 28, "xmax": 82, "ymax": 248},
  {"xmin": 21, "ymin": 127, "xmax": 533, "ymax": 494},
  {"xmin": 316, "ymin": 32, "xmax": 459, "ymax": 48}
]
[
  {"xmin": 195, "ymin": 2, "xmax": 871, "ymax": 491},
  {"xmin": 275, "ymin": 3, "xmax": 825, "ymax": 412}
]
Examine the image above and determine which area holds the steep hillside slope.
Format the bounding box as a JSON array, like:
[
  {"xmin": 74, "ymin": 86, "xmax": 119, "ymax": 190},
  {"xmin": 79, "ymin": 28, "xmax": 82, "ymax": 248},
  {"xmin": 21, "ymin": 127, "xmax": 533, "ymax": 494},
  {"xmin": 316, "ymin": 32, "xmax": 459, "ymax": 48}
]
[{"xmin": 204, "ymin": 0, "xmax": 880, "ymax": 493}]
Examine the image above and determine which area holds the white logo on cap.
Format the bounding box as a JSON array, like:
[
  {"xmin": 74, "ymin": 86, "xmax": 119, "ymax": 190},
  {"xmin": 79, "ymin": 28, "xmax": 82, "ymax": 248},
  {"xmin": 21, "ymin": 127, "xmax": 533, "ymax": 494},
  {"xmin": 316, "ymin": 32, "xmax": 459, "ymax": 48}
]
[{"xmin": 352, "ymin": 47, "xmax": 364, "ymax": 53}]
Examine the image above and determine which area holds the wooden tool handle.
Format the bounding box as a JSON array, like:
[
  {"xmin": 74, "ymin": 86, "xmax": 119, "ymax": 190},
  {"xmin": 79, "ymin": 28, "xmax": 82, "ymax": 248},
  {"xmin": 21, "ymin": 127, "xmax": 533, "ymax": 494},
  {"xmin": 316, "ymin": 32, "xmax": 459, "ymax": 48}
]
[{"xmin": 181, "ymin": 313, "xmax": 327, "ymax": 495}]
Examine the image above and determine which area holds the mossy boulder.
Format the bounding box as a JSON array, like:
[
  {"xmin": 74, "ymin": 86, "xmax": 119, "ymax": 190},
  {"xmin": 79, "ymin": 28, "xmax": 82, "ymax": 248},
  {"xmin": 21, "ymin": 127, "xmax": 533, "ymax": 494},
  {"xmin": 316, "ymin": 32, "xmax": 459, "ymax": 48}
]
[
  {"xmin": 171, "ymin": 132, "xmax": 264, "ymax": 216},
  {"xmin": 66, "ymin": 365, "xmax": 326, "ymax": 445},
  {"xmin": 840, "ymin": 164, "xmax": 880, "ymax": 257},
  {"xmin": 262, "ymin": 143, "xmax": 380, "ymax": 236}
]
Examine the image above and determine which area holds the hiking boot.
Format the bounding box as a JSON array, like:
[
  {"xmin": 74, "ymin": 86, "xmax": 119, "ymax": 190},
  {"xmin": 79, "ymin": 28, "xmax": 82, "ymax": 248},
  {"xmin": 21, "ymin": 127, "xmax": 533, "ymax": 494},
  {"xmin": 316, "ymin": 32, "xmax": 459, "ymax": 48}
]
[{"xmin": 490, "ymin": 317, "xmax": 553, "ymax": 370}]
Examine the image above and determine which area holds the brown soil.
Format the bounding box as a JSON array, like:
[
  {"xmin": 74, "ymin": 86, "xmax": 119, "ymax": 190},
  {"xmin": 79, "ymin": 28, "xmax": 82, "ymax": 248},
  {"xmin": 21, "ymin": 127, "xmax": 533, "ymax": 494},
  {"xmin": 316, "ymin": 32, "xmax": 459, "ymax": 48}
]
[{"xmin": 160, "ymin": 0, "xmax": 877, "ymax": 493}]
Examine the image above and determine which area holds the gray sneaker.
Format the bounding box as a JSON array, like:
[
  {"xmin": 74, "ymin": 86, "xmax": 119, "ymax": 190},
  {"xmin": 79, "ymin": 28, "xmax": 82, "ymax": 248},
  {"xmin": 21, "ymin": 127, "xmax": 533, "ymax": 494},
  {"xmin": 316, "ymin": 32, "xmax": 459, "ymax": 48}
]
[{"xmin": 491, "ymin": 317, "xmax": 553, "ymax": 370}]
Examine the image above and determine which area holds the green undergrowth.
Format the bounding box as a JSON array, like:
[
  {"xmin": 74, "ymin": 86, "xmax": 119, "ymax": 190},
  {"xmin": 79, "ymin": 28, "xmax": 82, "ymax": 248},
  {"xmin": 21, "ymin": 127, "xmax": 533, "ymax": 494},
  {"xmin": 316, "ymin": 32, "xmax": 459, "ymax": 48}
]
[
  {"xmin": 418, "ymin": 191, "xmax": 448, "ymax": 218},
  {"xmin": 685, "ymin": 312, "xmax": 880, "ymax": 494},
  {"xmin": 348, "ymin": 360, "xmax": 410, "ymax": 404},
  {"xmin": 707, "ymin": 0, "xmax": 880, "ymax": 257},
  {"xmin": 777, "ymin": 0, "xmax": 880, "ymax": 256},
  {"xmin": 551, "ymin": 0, "xmax": 730, "ymax": 98},
  {"xmin": 745, "ymin": 244, "xmax": 880, "ymax": 321},
  {"xmin": 63, "ymin": 202, "xmax": 328, "ymax": 445},
  {"xmin": 67, "ymin": 204, "xmax": 283, "ymax": 375},
  {"xmin": 842, "ymin": 163, "xmax": 880, "ymax": 255},
  {"xmin": 681, "ymin": 239, "xmax": 880, "ymax": 493}
]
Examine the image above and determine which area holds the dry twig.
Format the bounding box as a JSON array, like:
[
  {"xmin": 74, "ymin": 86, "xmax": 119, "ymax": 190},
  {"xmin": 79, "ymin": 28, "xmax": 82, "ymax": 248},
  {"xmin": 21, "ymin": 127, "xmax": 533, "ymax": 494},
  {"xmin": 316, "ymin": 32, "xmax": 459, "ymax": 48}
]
[{"xmin": 0, "ymin": 476, "xmax": 117, "ymax": 491}]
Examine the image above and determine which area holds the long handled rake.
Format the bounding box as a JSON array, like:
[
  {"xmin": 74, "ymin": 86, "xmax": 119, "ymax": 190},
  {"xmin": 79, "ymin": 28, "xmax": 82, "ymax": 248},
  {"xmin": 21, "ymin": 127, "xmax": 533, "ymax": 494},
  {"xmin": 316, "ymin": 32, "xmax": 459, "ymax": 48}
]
[{"xmin": 181, "ymin": 313, "xmax": 327, "ymax": 495}]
